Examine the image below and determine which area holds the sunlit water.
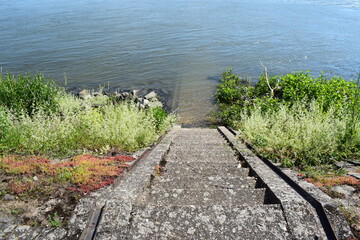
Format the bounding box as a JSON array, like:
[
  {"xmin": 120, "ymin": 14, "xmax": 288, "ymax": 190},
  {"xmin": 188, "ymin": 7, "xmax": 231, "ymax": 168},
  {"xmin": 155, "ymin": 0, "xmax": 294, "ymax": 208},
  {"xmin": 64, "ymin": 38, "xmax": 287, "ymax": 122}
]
[{"xmin": 1, "ymin": 0, "xmax": 359, "ymax": 124}]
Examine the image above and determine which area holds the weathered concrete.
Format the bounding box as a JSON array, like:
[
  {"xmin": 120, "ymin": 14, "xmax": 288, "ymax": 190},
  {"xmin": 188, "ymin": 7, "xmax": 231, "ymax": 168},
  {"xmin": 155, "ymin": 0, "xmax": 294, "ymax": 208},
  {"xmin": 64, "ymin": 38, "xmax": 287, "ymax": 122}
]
[
  {"xmin": 126, "ymin": 127, "xmax": 290, "ymax": 240},
  {"xmin": 164, "ymin": 161, "xmax": 240, "ymax": 169},
  {"xmin": 151, "ymin": 175, "xmax": 257, "ymax": 190},
  {"xmin": 163, "ymin": 165, "xmax": 249, "ymax": 178},
  {"xmin": 128, "ymin": 205, "xmax": 291, "ymax": 240},
  {"xmin": 135, "ymin": 188, "xmax": 266, "ymax": 206},
  {"xmin": 218, "ymin": 126, "xmax": 354, "ymax": 239},
  {"xmin": 166, "ymin": 149, "xmax": 238, "ymax": 161}
]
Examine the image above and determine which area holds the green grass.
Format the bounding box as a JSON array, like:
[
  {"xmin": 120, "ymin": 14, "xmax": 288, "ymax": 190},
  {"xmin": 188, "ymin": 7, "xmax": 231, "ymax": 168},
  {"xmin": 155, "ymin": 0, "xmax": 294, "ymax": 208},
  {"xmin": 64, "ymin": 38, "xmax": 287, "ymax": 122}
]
[
  {"xmin": 0, "ymin": 73, "xmax": 175, "ymax": 157},
  {"xmin": 0, "ymin": 73, "xmax": 60, "ymax": 116},
  {"xmin": 238, "ymin": 102, "xmax": 359, "ymax": 167},
  {"xmin": 215, "ymin": 69, "xmax": 360, "ymax": 169},
  {"xmin": 47, "ymin": 212, "xmax": 61, "ymax": 228}
]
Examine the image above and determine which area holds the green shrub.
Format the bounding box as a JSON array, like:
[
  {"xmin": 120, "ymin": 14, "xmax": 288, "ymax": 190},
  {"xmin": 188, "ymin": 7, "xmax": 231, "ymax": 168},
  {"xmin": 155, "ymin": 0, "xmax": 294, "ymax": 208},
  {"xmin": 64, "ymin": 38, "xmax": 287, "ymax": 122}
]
[
  {"xmin": 215, "ymin": 68, "xmax": 360, "ymax": 168},
  {"xmin": 215, "ymin": 68, "xmax": 254, "ymax": 127},
  {"xmin": 148, "ymin": 106, "xmax": 170, "ymax": 132},
  {"xmin": 276, "ymin": 72, "xmax": 358, "ymax": 112},
  {"xmin": 0, "ymin": 73, "xmax": 60, "ymax": 116},
  {"xmin": 215, "ymin": 68, "xmax": 253, "ymax": 105}
]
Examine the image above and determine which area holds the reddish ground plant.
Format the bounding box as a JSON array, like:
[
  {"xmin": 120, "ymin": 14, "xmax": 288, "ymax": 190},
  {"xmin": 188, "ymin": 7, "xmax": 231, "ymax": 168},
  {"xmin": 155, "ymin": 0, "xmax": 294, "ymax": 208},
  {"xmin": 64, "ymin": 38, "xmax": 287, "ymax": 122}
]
[
  {"xmin": 1, "ymin": 154, "xmax": 135, "ymax": 195},
  {"xmin": 0, "ymin": 154, "xmax": 136, "ymax": 228},
  {"xmin": 305, "ymin": 176, "xmax": 359, "ymax": 188}
]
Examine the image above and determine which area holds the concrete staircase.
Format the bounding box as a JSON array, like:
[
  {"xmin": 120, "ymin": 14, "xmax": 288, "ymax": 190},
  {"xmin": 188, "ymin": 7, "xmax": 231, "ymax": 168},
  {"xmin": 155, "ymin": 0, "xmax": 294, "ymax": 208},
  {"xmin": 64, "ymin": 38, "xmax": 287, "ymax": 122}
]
[{"xmin": 126, "ymin": 128, "xmax": 291, "ymax": 239}]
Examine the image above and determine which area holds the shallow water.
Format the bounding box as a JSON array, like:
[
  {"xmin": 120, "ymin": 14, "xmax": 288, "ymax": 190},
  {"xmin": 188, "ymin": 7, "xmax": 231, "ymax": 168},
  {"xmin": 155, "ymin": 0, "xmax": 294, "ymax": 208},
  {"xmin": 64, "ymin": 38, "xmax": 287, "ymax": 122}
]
[{"xmin": 1, "ymin": 0, "xmax": 359, "ymax": 124}]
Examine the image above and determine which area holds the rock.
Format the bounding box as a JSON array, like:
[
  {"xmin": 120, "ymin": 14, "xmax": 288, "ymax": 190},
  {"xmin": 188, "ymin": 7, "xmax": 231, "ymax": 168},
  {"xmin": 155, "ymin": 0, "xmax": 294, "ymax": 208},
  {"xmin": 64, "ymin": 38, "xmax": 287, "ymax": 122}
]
[
  {"xmin": 93, "ymin": 91, "xmax": 101, "ymax": 97},
  {"xmin": 36, "ymin": 228, "xmax": 67, "ymax": 240},
  {"xmin": 143, "ymin": 99, "xmax": 150, "ymax": 107},
  {"xmin": 78, "ymin": 90, "xmax": 91, "ymax": 100},
  {"xmin": 351, "ymin": 221, "xmax": 360, "ymax": 239},
  {"xmin": 145, "ymin": 91, "xmax": 157, "ymax": 100},
  {"xmin": 135, "ymin": 98, "xmax": 144, "ymax": 104},
  {"xmin": 131, "ymin": 90, "xmax": 140, "ymax": 98},
  {"xmin": 4, "ymin": 194, "xmax": 15, "ymax": 201},
  {"xmin": 330, "ymin": 185, "xmax": 356, "ymax": 199},
  {"xmin": 111, "ymin": 92, "xmax": 124, "ymax": 103},
  {"xmin": 149, "ymin": 101, "xmax": 163, "ymax": 108},
  {"xmin": 122, "ymin": 92, "xmax": 130, "ymax": 99}
]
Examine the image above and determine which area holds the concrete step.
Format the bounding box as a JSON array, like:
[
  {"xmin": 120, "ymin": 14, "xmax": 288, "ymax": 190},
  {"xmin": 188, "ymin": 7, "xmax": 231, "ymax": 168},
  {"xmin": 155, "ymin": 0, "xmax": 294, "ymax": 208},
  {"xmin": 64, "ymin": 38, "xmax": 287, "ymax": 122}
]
[
  {"xmin": 176, "ymin": 128, "xmax": 220, "ymax": 136},
  {"xmin": 166, "ymin": 154, "xmax": 238, "ymax": 163},
  {"xmin": 128, "ymin": 204, "xmax": 290, "ymax": 240},
  {"xmin": 166, "ymin": 150, "xmax": 238, "ymax": 162},
  {"xmin": 135, "ymin": 188, "xmax": 266, "ymax": 206},
  {"xmin": 175, "ymin": 131, "xmax": 227, "ymax": 142},
  {"xmin": 170, "ymin": 144, "xmax": 235, "ymax": 154},
  {"xmin": 162, "ymin": 165, "xmax": 249, "ymax": 178},
  {"xmin": 164, "ymin": 161, "xmax": 241, "ymax": 169},
  {"xmin": 174, "ymin": 138, "xmax": 229, "ymax": 145},
  {"xmin": 151, "ymin": 176, "xmax": 257, "ymax": 190}
]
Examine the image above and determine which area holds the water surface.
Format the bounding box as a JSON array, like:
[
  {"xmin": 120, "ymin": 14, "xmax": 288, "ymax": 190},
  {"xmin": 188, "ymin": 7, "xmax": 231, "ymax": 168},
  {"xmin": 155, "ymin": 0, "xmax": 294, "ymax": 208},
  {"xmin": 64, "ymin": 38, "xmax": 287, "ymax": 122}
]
[{"xmin": 1, "ymin": 0, "xmax": 359, "ymax": 123}]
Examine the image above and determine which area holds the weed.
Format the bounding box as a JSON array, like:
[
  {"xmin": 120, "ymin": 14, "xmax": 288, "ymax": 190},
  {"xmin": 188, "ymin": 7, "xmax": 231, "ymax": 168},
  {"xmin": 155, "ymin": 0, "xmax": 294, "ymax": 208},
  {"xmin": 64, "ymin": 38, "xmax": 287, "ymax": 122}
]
[
  {"xmin": 0, "ymin": 72, "xmax": 174, "ymax": 156},
  {"xmin": 215, "ymin": 69, "xmax": 360, "ymax": 169},
  {"xmin": 322, "ymin": 188, "xmax": 346, "ymax": 199},
  {"xmin": 7, "ymin": 179, "xmax": 34, "ymax": 194},
  {"xmin": 301, "ymin": 165, "xmax": 347, "ymax": 179},
  {"xmin": 47, "ymin": 212, "xmax": 61, "ymax": 228},
  {"xmin": 0, "ymin": 100, "xmax": 173, "ymax": 156},
  {"xmin": 11, "ymin": 208, "xmax": 25, "ymax": 215},
  {"xmin": 237, "ymin": 102, "xmax": 359, "ymax": 167}
]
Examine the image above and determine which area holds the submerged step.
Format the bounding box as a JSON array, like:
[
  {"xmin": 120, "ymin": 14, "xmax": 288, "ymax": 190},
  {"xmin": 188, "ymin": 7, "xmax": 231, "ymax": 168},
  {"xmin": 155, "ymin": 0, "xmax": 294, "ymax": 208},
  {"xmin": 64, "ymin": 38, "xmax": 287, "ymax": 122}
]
[
  {"xmin": 128, "ymin": 204, "xmax": 290, "ymax": 240},
  {"xmin": 151, "ymin": 176, "xmax": 257, "ymax": 190},
  {"xmin": 162, "ymin": 165, "xmax": 249, "ymax": 178},
  {"xmin": 136, "ymin": 188, "xmax": 266, "ymax": 206}
]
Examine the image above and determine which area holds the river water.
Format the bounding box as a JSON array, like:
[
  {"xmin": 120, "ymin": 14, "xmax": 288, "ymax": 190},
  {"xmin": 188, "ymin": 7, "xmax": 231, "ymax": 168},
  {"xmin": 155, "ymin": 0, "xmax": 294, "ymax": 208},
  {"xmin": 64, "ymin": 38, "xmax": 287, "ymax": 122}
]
[{"xmin": 1, "ymin": 0, "xmax": 359, "ymax": 124}]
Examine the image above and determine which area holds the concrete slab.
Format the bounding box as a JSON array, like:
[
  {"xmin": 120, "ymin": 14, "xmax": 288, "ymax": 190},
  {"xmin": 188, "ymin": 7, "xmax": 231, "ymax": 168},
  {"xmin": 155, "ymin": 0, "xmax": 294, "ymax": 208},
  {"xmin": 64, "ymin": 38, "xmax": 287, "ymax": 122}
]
[
  {"xmin": 151, "ymin": 176, "xmax": 257, "ymax": 190},
  {"xmin": 128, "ymin": 205, "xmax": 290, "ymax": 240},
  {"xmin": 162, "ymin": 165, "xmax": 249, "ymax": 178},
  {"xmin": 165, "ymin": 153, "xmax": 238, "ymax": 163},
  {"xmin": 164, "ymin": 161, "xmax": 240, "ymax": 169},
  {"xmin": 166, "ymin": 150, "xmax": 238, "ymax": 162},
  {"xmin": 135, "ymin": 188, "xmax": 266, "ymax": 206},
  {"xmin": 174, "ymin": 138, "xmax": 230, "ymax": 145}
]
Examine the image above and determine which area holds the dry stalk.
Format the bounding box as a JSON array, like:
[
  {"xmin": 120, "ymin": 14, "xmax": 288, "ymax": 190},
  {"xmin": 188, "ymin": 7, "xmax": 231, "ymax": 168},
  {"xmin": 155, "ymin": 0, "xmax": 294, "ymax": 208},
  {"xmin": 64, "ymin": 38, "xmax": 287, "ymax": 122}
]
[{"xmin": 260, "ymin": 61, "xmax": 274, "ymax": 97}]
